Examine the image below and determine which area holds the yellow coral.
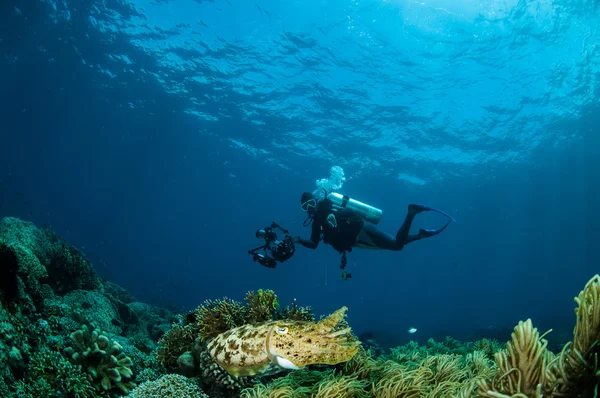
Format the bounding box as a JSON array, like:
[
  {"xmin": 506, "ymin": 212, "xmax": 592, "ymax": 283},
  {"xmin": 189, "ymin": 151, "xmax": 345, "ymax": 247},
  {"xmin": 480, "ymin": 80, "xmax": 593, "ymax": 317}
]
[
  {"xmin": 477, "ymin": 319, "xmax": 552, "ymax": 398},
  {"xmin": 313, "ymin": 374, "xmax": 368, "ymax": 398},
  {"xmin": 477, "ymin": 274, "xmax": 600, "ymax": 398},
  {"xmin": 245, "ymin": 289, "xmax": 279, "ymax": 323},
  {"xmin": 372, "ymin": 361, "xmax": 430, "ymax": 398},
  {"xmin": 241, "ymin": 384, "xmax": 299, "ymax": 398},
  {"xmin": 196, "ymin": 297, "xmax": 247, "ymax": 341},
  {"xmin": 342, "ymin": 346, "xmax": 380, "ymax": 381},
  {"xmin": 464, "ymin": 350, "xmax": 497, "ymax": 381},
  {"xmin": 546, "ymin": 274, "xmax": 600, "ymax": 396}
]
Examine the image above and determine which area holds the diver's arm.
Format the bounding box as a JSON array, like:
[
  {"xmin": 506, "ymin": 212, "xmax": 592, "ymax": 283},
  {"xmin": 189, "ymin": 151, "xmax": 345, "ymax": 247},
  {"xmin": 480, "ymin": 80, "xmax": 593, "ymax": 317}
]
[
  {"xmin": 294, "ymin": 222, "xmax": 320, "ymax": 249},
  {"xmin": 297, "ymin": 237, "xmax": 318, "ymax": 249}
]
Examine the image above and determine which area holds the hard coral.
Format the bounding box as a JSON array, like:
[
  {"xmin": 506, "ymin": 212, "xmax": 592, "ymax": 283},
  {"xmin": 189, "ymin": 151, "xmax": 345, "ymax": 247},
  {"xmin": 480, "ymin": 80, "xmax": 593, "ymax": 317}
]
[
  {"xmin": 63, "ymin": 322, "xmax": 136, "ymax": 394},
  {"xmin": 0, "ymin": 217, "xmax": 101, "ymax": 307},
  {"xmin": 0, "ymin": 234, "xmax": 48, "ymax": 304},
  {"xmin": 44, "ymin": 230, "xmax": 100, "ymax": 293},
  {"xmin": 195, "ymin": 297, "xmax": 247, "ymax": 342},
  {"xmin": 274, "ymin": 298, "xmax": 314, "ymax": 322},
  {"xmin": 63, "ymin": 291, "xmax": 123, "ymax": 335},
  {"xmin": 156, "ymin": 322, "xmax": 198, "ymax": 369},
  {"xmin": 244, "ymin": 289, "xmax": 279, "ymax": 324},
  {"xmin": 0, "ymin": 217, "xmax": 53, "ymax": 266},
  {"xmin": 15, "ymin": 347, "xmax": 97, "ymax": 398},
  {"xmin": 126, "ymin": 374, "xmax": 208, "ymax": 398},
  {"xmin": 155, "ymin": 290, "xmax": 314, "ymax": 380}
]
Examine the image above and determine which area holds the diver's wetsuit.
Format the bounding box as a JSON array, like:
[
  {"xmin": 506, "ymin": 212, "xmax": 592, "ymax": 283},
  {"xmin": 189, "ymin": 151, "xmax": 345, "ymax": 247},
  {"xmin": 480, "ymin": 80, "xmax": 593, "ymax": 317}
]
[{"xmin": 297, "ymin": 200, "xmax": 451, "ymax": 252}]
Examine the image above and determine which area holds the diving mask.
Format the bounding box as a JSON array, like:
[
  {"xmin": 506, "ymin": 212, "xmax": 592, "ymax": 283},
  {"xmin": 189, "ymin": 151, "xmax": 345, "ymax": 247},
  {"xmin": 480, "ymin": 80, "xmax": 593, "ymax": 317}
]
[{"xmin": 301, "ymin": 198, "xmax": 317, "ymax": 212}]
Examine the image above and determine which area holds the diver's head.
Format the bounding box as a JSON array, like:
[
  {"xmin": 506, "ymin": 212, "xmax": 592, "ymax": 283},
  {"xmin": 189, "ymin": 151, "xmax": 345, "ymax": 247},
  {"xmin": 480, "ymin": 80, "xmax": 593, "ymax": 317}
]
[{"xmin": 300, "ymin": 192, "xmax": 317, "ymax": 214}]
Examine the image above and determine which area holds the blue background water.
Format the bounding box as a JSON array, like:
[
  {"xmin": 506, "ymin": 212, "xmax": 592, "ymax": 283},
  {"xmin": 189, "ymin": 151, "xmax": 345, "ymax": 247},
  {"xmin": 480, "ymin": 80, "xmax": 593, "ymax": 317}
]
[{"xmin": 1, "ymin": 0, "xmax": 598, "ymax": 347}]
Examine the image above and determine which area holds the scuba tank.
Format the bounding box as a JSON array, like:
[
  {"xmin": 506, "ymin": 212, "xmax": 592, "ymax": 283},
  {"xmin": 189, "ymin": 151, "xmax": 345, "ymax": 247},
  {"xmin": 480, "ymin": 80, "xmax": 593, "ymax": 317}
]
[{"xmin": 327, "ymin": 192, "xmax": 383, "ymax": 224}]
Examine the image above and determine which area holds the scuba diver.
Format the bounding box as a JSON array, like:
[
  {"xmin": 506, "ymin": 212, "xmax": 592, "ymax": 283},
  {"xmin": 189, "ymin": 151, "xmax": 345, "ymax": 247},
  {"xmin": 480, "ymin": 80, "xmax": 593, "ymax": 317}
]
[{"xmin": 291, "ymin": 191, "xmax": 455, "ymax": 277}]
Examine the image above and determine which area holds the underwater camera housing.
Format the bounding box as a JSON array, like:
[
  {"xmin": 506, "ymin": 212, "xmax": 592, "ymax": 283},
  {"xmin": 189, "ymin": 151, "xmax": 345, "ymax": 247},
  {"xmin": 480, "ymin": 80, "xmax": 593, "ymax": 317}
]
[{"xmin": 248, "ymin": 222, "xmax": 295, "ymax": 268}]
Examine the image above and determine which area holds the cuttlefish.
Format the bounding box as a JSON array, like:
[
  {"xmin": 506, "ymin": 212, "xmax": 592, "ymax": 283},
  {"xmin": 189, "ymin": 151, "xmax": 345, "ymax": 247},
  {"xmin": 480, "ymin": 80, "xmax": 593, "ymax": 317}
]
[{"xmin": 207, "ymin": 306, "xmax": 360, "ymax": 377}]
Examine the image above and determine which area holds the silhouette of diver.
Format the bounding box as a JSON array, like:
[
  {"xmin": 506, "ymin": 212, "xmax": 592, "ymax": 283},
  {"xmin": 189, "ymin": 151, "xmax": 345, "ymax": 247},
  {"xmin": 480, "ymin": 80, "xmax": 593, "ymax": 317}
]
[{"xmin": 291, "ymin": 191, "xmax": 455, "ymax": 275}]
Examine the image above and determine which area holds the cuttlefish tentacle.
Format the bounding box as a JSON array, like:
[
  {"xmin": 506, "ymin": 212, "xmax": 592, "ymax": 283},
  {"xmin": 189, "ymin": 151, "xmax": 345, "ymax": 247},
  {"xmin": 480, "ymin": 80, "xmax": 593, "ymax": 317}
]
[{"xmin": 207, "ymin": 306, "xmax": 359, "ymax": 377}]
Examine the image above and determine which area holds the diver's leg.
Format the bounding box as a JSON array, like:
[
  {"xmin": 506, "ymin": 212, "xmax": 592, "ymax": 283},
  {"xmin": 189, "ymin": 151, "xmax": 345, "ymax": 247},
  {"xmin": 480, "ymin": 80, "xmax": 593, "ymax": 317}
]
[
  {"xmin": 357, "ymin": 207, "xmax": 426, "ymax": 251},
  {"xmin": 393, "ymin": 205, "xmax": 420, "ymax": 246},
  {"xmin": 356, "ymin": 224, "xmax": 399, "ymax": 250},
  {"xmin": 356, "ymin": 205, "xmax": 453, "ymax": 251}
]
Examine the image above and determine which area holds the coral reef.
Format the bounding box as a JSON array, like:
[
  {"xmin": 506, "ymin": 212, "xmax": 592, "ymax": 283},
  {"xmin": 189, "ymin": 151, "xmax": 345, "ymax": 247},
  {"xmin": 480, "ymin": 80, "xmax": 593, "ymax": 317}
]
[
  {"xmin": 3, "ymin": 216, "xmax": 600, "ymax": 398},
  {"xmin": 62, "ymin": 290, "xmax": 124, "ymax": 335},
  {"xmin": 44, "ymin": 228, "xmax": 101, "ymax": 294},
  {"xmin": 479, "ymin": 274, "xmax": 600, "ymax": 398},
  {"xmin": 196, "ymin": 297, "xmax": 248, "ymax": 342},
  {"xmin": 14, "ymin": 347, "xmax": 98, "ymax": 398},
  {"xmin": 0, "ymin": 217, "xmax": 172, "ymax": 397},
  {"xmin": 63, "ymin": 322, "xmax": 136, "ymax": 394},
  {"xmin": 154, "ymin": 290, "xmax": 315, "ymax": 396},
  {"xmin": 156, "ymin": 290, "xmax": 314, "ymax": 372},
  {"xmin": 0, "ymin": 217, "xmax": 101, "ymax": 309},
  {"xmin": 126, "ymin": 374, "xmax": 208, "ymax": 398},
  {"xmin": 156, "ymin": 321, "xmax": 198, "ymax": 370},
  {"xmin": 274, "ymin": 298, "xmax": 315, "ymax": 323},
  {"xmin": 244, "ymin": 289, "xmax": 279, "ymax": 324},
  {"xmin": 239, "ymin": 343, "xmax": 497, "ymax": 397}
]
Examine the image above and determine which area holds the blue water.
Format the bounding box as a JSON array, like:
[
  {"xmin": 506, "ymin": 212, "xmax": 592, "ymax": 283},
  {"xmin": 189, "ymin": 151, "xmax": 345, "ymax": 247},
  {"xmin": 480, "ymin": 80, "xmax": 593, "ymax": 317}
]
[{"xmin": 1, "ymin": 0, "xmax": 598, "ymax": 347}]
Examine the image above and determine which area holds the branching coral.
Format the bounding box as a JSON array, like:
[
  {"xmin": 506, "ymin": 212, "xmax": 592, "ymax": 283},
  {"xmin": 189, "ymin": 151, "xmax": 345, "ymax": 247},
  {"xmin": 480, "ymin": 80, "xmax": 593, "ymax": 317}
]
[
  {"xmin": 275, "ymin": 298, "xmax": 315, "ymax": 322},
  {"xmin": 195, "ymin": 297, "xmax": 248, "ymax": 342},
  {"xmin": 63, "ymin": 322, "xmax": 136, "ymax": 394},
  {"xmin": 15, "ymin": 347, "xmax": 98, "ymax": 398},
  {"xmin": 244, "ymin": 289, "xmax": 279, "ymax": 323},
  {"xmin": 181, "ymin": 291, "xmax": 315, "ymax": 346},
  {"xmin": 156, "ymin": 292, "xmax": 269, "ymax": 371},
  {"xmin": 157, "ymin": 290, "xmax": 315, "ymax": 366}
]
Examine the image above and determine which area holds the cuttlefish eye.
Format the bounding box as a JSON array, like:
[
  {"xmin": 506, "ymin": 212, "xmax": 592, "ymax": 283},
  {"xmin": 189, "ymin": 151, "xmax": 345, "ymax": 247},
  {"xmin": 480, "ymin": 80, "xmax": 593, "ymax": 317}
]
[{"xmin": 275, "ymin": 327, "xmax": 288, "ymax": 335}]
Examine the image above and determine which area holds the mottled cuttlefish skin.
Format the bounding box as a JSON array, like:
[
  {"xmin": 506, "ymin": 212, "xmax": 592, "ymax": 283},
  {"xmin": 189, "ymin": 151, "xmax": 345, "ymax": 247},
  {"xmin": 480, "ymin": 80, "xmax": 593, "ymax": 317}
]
[{"xmin": 207, "ymin": 306, "xmax": 359, "ymax": 377}]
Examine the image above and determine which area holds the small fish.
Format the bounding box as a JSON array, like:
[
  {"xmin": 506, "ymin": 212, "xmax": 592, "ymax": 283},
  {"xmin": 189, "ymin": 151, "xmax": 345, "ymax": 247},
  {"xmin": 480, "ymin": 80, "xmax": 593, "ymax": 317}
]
[
  {"xmin": 408, "ymin": 327, "xmax": 418, "ymax": 334},
  {"xmin": 207, "ymin": 306, "xmax": 360, "ymax": 377}
]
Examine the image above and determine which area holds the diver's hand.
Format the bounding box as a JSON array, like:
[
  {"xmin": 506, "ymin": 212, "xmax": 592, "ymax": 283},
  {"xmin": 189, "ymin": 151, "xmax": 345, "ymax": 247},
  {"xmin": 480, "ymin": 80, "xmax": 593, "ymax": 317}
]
[{"xmin": 290, "ymin": 235, "xmax": 300, "ymax": 243}]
